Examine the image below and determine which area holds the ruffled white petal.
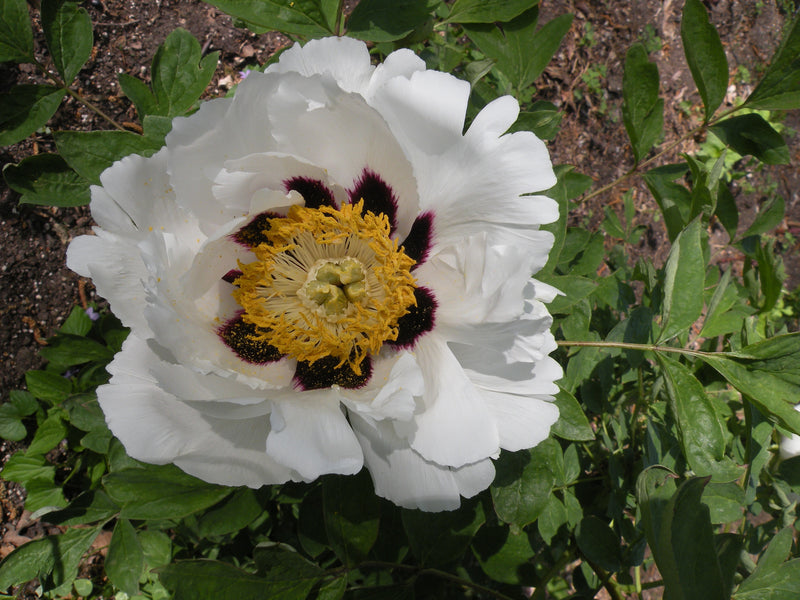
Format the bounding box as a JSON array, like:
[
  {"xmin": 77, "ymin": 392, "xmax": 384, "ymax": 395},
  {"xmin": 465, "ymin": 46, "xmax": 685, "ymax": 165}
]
[
  {"xmin": 340, "ymin": 351, "xmax": 423, "ymax": 421},
  {"xmin": 407, "ymin": 334, "xmax": 499, "ymax": 467},
  {"xmin": 350, "ymin": 412, "xmax": 495, "ymax": 511},
  {"xmin": 267, "ymin": 395, "xmax": 363, "ymax": 480},
  {"xmin": 481, "ymin": 391, "xmax": 559, "ymax": 452}
]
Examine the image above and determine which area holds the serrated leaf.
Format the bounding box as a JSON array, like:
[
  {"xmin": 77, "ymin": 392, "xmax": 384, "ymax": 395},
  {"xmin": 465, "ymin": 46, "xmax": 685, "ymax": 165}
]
[
  {"xmin": 681, "ymin": 0, "xmax": 728, "ymax": 121},
  {"xmin": 205, "ymin": 0, "xmax": 334, "ymax": 37},
  {"xmin": 322, "ymin": 471, "xmax": 379, "ymax": 566},
  {"xmin": 103, "ymin": 464, "xmax": 231, "ymax": 520},
  {"xmin": 4, "ymin": 154, "xmax": 90, "ymax": 207},
  {"xmin": 464, "ymin": 9, "xmax": 573, "ymax": 93},
  {"xmin": 491, "ymin": 440, "xmax": 557, "ymax": 526},
  {"xmin": 622, "ymin": 43, "xmax": 663, "ymax": 162},
  {"xmin": 0, "ymin": 85, "xmax": 66, "ymax": 146},
  {"xmin": 347, "ymin": 0, "xmax": 433, "ymax": 42},
  {"xmin": 745, "ymin": 12, "xmax": 800, "ymax": 110},
  {"xmin": 54, "ymin": 128, "xmax": 166, "ymax": 184},
  {"xmin": 700, "ymin": 333, "xmax": 800, "ymax": 435},
  {"xmin": 106, "ymin": 519, "xmax": 144, "ymax": 596},
  {"xmin": 445, "ymin": 0, "xmax": 538, "ymax": 24},
  {"xmin": 0, "ymin": 525, "xmax": 101, "ymax": 591},
  {"xmin": 41, "ymin": 0, "xmax": 93, "ymax": 83},
  {"xmin": 551, "ymin": 388, "xmax": 594, "ymax": 441},
  {"xmin": 658, "ymin": 218, "xmax": 704, "ymax": 341},
  {"xmin": 402, "ymin": 499, "xmax": 484, "ymax": 567},
  {"xmin": 25, "ymin": 369, "xmax": 72, "ymax": 403},
  {"xmin": 709, "ymin": 114, "xmax": 790, "ymax": 165},
  {"xmin": 0, "ymin": 0, "xmax": 34, "ymax": 62}
]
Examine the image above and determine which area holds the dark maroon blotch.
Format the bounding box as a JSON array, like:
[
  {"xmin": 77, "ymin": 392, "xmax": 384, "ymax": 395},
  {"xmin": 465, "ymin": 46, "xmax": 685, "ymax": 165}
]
[
  {"xmin": 293, "ymin": 354, "xmax": 372, "ymax": 390},
  {"xmin": 285, "ymin": 177, "xmax": 336, "ymax": 209},
  {"xmin": 349, "ymin": 169, "xmax": 399, "ymax": 233},
  {"xmin": 401, "ymin": 212, "xmax": 434, "ymax": 266},
  {"xmin": 388, "ymin": 286, "xmax": 437, "ymax": 349},
  {"xmin": 232, "ymin": 211, "xmax": 278, "ymax": 247},
  {"xmin": 222, "ymin": 269, "xmax": 243, "ymax": 284},
  {"xmin": 219, "ymin": 313, "xmax": 284, "ymax": 364}
]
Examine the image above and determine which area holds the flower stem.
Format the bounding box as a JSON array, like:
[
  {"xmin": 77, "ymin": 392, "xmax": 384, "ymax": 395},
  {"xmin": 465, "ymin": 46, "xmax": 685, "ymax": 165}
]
[
  {"xmin": 557, "ymin": 339, "xmax": 716, "ymax": 359},
  {"xmin": 34, "ymin": 59, "xmax": 126, "ymax": 131}
]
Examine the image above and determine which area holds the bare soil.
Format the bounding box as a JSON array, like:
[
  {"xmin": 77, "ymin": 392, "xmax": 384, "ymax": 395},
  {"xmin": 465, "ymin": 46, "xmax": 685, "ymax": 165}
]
[{"xmin": 1, "ymin": 0, "xmax": 799, "ymax": 589}]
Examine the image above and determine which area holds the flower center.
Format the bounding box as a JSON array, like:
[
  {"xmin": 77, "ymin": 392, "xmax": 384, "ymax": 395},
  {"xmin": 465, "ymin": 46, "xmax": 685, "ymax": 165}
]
[{"xmin": 232, "ymin": 201, "xmax": 417, "ymax": 375}]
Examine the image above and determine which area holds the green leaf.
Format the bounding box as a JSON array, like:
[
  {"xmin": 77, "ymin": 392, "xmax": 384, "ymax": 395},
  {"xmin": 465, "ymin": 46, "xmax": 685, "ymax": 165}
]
[
  {"xmin": 745, "ymin": 12, "xmax": 800, "ymax": 109},
  {"xmin": 4, "ymin": 154, "xmax": 90, "ymax": 207},
  {"xmin": 622, "ymin": 43, "xmax": 663, "ymax": 162},
  {"xmin": 636, "ymin": 466, "xmax": 678, "ymax": 578},
  {"xmin": 347, "ymin": 0, "xmax": 433, "ymax": 42},
  {"xmin": 0, "ymin": 85, "xmax": 66, "ymax": 146},
  {"xmin": 204, "ymin": 0, "xmax": 334, "ymax": 37},
  {"xmin": 322, "ymin": 471, "xmax": 380, "ymax": 566},
  {"xmin": 1, "ymin": 452, "xmax": 54, "ymax": 485},
  {"xmin": 0, "ymin": 525, "xmax": 101, "ymax": 591},
  {"xmin": 741, "ymin": 195, "xmax": 785, "ymax": 240},
  {"xmin": 681, "ymin": 0, "xmax": 728, "ymax": 121},
  {"xmin": 491, "ymin": 440, "xmax": 557, "ymax": 526},
  {"xmin": 715, "ymin": 183, "xmax": 739, "ymax": 241},
  {"xmin": 0, "ymin": 391, "xmax": 38, "ymax": 442},
  {"xmin": 658, "ymin": 218, "xmax": 705, "ymax": 342},
  {"xmin": 658, "ymin": 356, "xmax": 742, "ymax": 481},
  {"xmin": 700, "ymin": 333, "xmax": 800, "ymax": 435},
  {"xmin": 402, "ymin": 499, "xmax": 485, "ymax": 567},
  {"xmin": 253, "ymin": 545, "xmax": 325, "ymax": 597},
  {"xmin": 543, "ymin": 274, "xmax": 597, "ymax": 314},
  {"xmin": 509, "ymin": 101, "xmax": 562, "ymax": 140},
  {"xmin": 159, "ymin": 558, "xmax": 321, "ymax": 600},
  {"xmin": 152, "ymin": 29, "xmax": 218, "ymax": 117},
  {"xmin": 25, "ymin": 369, "xmax": 72, "ymax": 403},
  {"xmin": 735, "ymin": 527, "xmax": 794, "ymax": 598},
  {"xmin": 138, "ymin": 529, "xmax": 172, "ymax": 569},
  {"xmin": 445, "ymin": 0, "xmax": 538, "ymax": 24},
  {"xmin": 54, "ymin": 129, "xmax": 166, "ymax": 184},
  {"xmin": 41, "ymin": 0, "xmax": 93, "ymax": 83},
  {"xmin": 464, "ymin": 9, "xmax": 573, "ymax": 92},
  {"xmin": 471, "ymin": 524, "xmax": 536, "ymax": 585},
  {"xmin": 106, "ymin": 519, "xmax": 144, "ymax": 596},
  {"xmin": 643, "ymin": 163, "xmax": 692, "ymax": 242},
  {"xmin": 60, "ymin": 306, "xmax": 93, "ymax": 336},
  {"xmin": 117, "ymin": 72, "xmax": 157, "ymax": 117},
  {"xmin": 43, "ymin": 490, "xmax": 119, "ymax": 526},
  {"xmin": 540, "ymin": 166, "xmax": 593, "ymax": 275},
  {"xmin": 26, "ymin": 410, "xmax": 67, "ymax": 456},
  {"xmin": 0, "ymin": 0, "xmax": 34, "ymax": 62},
  {"xmin": 551, "ymin": 388, "xmax": 594, "ymax": 441},
  {"xmin": 575, "ymin": 516, "xmax": 621, "ymax": 573},
  {"xmin": 39, "ymin": 334, "xmax": 114, "ymax": 366},
  {"xmin": 197, "ymin": 488, "xmax": 262, "ymax": 538},
  {"xmin": 701, "ymin": 482, "xmax": 744, "ymax": 523},
  {"xmin": 537, "ymin": 494, "xmax": 568, "ymax": 543},
  {"xmin": 103, "ymin": 464, "xmax": 232, "ymax": 520},
  {"xmin": 709, "ymin": 114, "xmax": 790, "ymax": 165}
]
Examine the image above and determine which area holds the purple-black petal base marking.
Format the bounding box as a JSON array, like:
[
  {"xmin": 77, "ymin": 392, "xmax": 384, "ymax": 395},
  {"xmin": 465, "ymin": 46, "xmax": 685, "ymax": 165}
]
[
  {"xmin": 232, "ymin": 211, "xmax": 278, "ymax": 247},
  {"xmin": 294, "ymin": 354, "xmax": 372, "ymax": 390},
  {"xmin": 285, "ymin": 177, "xmax": 336, "ymax": 209},
  {"xmin": 388, "ymin": 286, "xmax": 436, "ymax": 349},
  {"xmin": 219, "ymin": 313, "xmax": 284, "ymax": 364},
  {"xmin": 400, "ymin": 212, "xmax": 434, "ymax": 266},
  {"xmin": 349, "ymin": 168, "xmax": 398, "ymax": 233},
  {"xmin": 222, "ymin": 269, "xmax": 243, "ymax": 284}
]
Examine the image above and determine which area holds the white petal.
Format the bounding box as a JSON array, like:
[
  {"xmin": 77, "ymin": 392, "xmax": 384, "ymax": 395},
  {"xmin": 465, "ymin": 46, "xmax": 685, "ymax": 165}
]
[
  {"xmin": 408, "ymin": 335, "xmax": 499, "ymax": 467},
  {"xmin": 267, "ymin": 395, "xmax": 363, "ymax": 479},
  {"xmin": 481, "ymin": 390, "xmax": 559, "ymax": 452},
  {"xmin": 465, "ymin": 95, "xmax": 520, "ymax": 140},
  {"xmin": 66, "ymin": 232, "xmax": 152, "ymax": 337},
  {"xmin": 268, "ymin": 37, "xmax": 374, "ymax": 94},
  {"xmin": 340, "ymin": 351, "xmax": 423, "ymax": 421},
  {"xmin": 350, "ymin": 412, "xmax": 495, "ymax": 511},
  {"xmin": 366, "ymin": 48, "xmax": 426, "ymax": 98},
  {"xmin": 101, "ymin": 335, "xmax": 293, "ymax": 486}
]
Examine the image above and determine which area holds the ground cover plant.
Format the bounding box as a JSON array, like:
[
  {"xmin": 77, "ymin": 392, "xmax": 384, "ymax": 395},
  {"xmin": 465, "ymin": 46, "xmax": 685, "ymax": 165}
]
[{"xmin": 2, "ymin": 0, "xmax": 800, "ymax": 598}]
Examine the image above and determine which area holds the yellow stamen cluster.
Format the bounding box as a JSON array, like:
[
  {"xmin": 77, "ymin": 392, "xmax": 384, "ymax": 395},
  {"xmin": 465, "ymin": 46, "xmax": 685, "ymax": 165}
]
[{"xmin": 233, "ymin": 201, "xmax": 417, "ymax": 375}]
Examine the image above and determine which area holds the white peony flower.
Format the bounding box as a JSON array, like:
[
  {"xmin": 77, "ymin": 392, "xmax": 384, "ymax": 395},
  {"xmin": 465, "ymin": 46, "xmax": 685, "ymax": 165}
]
[
  {"xmin": 67, "ymin": 37, "xmax": 562, "ymax": 511},
  {"xmin": 780, "ymin": 404, "xmax": 800, "ymax": 460}
]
